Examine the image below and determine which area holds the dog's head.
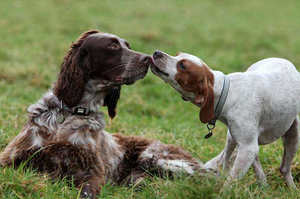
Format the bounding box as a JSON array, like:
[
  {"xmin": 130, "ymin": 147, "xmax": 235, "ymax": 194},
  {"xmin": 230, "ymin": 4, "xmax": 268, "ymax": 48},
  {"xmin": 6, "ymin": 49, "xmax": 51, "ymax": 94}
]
[
  {"xmin": 151, "ymin": 51, "xmax": 215, "ymax": 123},
  {"xmin": 54, "ymin": 30, "xmax": 151, "ymax": 118}
]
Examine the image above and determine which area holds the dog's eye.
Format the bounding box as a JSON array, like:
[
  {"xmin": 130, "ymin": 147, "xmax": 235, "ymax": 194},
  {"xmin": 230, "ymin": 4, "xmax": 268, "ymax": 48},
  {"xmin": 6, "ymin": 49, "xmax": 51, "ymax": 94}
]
[
  {"xmin": 109, "ymin": 43, "xmax": 120, "ymax": 50},
  {"xmin": 178, "ymin": 62, "xmax": 186, "ymax": 70}
]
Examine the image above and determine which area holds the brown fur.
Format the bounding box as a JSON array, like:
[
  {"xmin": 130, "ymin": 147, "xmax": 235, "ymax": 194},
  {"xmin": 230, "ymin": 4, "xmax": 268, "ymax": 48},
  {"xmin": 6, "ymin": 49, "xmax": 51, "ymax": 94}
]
[
  {"xmin": 13, "ymin": 142, "xmax": 105, "ymax": 197},
  {"xmin": 175, "ymin": 60, "xmax": 215, "ymax": 123},
  {"xmin": 54, "ymin": 30, "xmax": 100, "ymax": 108},
  {"xmin": 0, "ymin": 30, "xmax": 203, "ymax": 199},
  {"xmin": 112, "ymin": 134, "xmax": 153, "ymax": 184},
  {"xmin": 6, "ymin": 131, "xmax": 202, "ymax": 198},
  {"xmin": 103, "ymin": 86, "xmax": 121, "ymax": 119}
]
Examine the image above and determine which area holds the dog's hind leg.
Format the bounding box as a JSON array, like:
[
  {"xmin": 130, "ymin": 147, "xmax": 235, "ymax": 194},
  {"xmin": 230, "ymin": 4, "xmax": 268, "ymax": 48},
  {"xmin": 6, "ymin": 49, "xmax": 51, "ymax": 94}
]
[
  {"xmin": 138, "ymin": 141, "xmax": 204, "ymax": 177},
  {"xmin": 280, "ymin": 116, "xmax": 299, "ymax": 188},
  {"xmin": 120, "ymin": 169, "xmax": 148, "ymax": 187}
]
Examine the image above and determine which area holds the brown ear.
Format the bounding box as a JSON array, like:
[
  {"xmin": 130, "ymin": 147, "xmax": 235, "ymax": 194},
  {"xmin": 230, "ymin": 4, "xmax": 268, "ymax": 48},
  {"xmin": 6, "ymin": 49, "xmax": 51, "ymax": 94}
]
[
  {"xmin": 54, "ymin": 30, "xmax": 99, "ymax": 107},
  {"xmin": 195, "ymin": 95, "xmax": 204, "ymax": 104},
  {"xmin": 103, "ymin": 86, "xmax": 121, "ymax": 119},
  {"xmin": 199, "ymin": 72, "xmax": 215, "ymax": 123}
]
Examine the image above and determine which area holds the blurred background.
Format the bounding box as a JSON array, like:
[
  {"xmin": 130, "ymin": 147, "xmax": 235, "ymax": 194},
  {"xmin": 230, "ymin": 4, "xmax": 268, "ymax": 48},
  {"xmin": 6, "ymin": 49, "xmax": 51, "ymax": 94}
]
[{"xmin": 1, "ymin": 0, "xmax": 300, "ymax": 198}]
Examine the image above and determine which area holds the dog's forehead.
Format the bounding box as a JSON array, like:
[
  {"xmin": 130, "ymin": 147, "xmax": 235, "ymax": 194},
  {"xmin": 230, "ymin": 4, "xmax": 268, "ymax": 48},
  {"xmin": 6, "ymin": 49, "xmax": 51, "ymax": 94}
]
[
  {"xmin": 176, "ymin": 53, "xmax": 204, "ymax": 67},
  {"xmin": 89, "ymin": 32, "xmax": 123, "ymax": 41}
]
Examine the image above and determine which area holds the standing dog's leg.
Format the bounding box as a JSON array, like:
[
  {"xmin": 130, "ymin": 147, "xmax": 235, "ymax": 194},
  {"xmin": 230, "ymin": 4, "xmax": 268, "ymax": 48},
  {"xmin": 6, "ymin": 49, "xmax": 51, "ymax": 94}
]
[
  {"xmin": 204, "ymin": 130, "xmax": 237, "ymax": 173},
  {"xmin": 203, "ymin": 150, "xmax": 224, "ymax": 172},
  {"xmin": 223, "ymin": 130, "xmax": 237, "ymax": 171},
  {"xmin": 280, "ymin": 117, "xmax": 299, "ymax": 188},
  {"xmin": 252, "ymin": 155, "xmax": 267, "ymax": 185},
  {"xmin": 206, "ymin": 131, "xmax": 267, "ymax": 185},
  {"xmin": 228, "ymin": 143, "xmax": 259, "ymax": 181},
  {"xmin": 226, "ymin": 124, "xmax": 260, "ymax": 183}
]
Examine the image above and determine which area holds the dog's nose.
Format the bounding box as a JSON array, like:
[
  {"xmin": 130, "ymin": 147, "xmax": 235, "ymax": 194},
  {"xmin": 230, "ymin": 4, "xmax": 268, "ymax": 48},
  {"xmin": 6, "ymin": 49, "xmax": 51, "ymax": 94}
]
[
  {"xmin": 153, "ymin": 50, "xmax": 163, "ymax": 59},
  {"xmin": 140, "ymin": 55, "xmax": 152, "ymax": 65}
]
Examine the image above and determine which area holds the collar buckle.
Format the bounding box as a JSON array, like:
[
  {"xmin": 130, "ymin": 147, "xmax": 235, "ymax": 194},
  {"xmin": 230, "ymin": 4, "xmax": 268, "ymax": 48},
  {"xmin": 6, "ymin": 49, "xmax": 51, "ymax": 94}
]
[
  {"xmin": 59, "ymin": 100, "xmax": 91, "ymax": 116},
  {"xmin": 73, "ymin": 107, "xmax": 90, "ymax": 116}
]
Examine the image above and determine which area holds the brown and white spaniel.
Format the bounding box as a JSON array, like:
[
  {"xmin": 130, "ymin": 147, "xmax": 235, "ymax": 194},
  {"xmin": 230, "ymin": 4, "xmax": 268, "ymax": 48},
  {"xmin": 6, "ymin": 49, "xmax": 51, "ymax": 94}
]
[{"xmin": 0, "ymin": 30, "xmax": 203, "ymax": 199}]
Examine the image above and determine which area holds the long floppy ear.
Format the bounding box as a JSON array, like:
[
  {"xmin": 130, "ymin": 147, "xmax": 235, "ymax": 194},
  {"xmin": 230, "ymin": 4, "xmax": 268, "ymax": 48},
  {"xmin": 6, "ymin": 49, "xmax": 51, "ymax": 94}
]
[
  {"xmin": 103, "ymin": 86, "xmax": 121, "ymax": 119},
  {"xmin": 199, "ymin": 68, "xmax": 215, "ymax": 123},
  {"xmin": 54, "ymin": 30, "xmax": 99, "ymax": 107}
]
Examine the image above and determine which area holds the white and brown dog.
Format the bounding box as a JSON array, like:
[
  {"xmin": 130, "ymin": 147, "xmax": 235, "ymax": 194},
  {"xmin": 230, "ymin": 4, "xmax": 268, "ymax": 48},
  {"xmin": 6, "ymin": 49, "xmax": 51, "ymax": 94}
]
[{"xmin": 151, "ymin": 50, "xmax": 300, "ymax": 187}]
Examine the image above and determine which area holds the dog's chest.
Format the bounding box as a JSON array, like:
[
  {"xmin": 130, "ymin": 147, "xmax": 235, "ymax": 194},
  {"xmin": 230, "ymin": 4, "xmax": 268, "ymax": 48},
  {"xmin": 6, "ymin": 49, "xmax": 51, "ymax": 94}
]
[{"xmin": 55, "ymin": 115, "xmax": 104, "ymax": 147}]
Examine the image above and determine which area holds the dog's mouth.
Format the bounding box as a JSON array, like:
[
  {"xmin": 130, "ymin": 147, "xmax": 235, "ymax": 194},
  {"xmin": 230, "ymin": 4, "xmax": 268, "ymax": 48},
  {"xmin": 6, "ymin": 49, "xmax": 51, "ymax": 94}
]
[
  {"xmin": 120, "ymin": 66, "xmax": 149, "ymax": 85},
  {"xmin": 150, "ymin": 64, "xmax": 169, "ymax": 77}
]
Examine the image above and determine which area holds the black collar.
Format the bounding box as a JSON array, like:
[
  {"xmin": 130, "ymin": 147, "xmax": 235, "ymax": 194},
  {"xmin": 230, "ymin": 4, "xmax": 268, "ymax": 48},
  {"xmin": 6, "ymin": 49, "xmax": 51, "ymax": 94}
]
[
  {"xmin": 60, "ymin": 101, "xmax": 91, "ymax": 116},
  {"xmin": 205, "ymin": 75, "xmax": 230, "ymax": 139}
]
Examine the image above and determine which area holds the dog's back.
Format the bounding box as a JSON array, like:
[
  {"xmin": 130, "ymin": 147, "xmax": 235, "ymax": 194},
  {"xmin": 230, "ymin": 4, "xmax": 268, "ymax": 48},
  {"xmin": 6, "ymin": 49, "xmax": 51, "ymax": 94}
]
[{"xmin": 237, "ymin": 58, "xmax": 300, "ymax": 115}]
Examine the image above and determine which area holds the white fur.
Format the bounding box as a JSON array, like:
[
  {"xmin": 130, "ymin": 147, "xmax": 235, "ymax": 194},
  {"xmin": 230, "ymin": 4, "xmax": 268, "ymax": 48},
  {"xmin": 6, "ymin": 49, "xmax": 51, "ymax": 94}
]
[
  {"xmin": 32, "ymin": 135, "xmax": 43, "ymax": 147},
  {"xmin": 68, "ymin": 133, "xmax": 96, "ymax": 147},
  {"xmin": 104, "ymin": 131, "xmax": 124, "ymax": 173},
  {"xmin": 140, "ymin": 144, "xmax": 155, "ymax": 159},
  {"xmin": 153, "ymin": 52, "xmax": 300, "ymax": 187},
  {"xmin": 30, "ymin": 126, "xmax": 44, "ymax": 147},
  {"xmin": 9, "ymin": 147, "xmax": 17, "ymax": 160},
  {"xmin": 157, "ymin": 159, "xmax": 195, "ymax": 174}
]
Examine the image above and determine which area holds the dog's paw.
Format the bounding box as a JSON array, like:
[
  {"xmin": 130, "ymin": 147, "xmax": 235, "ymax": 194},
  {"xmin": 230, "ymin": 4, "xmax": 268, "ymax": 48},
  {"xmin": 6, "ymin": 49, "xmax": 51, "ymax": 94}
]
[{"xmin": 80, "ymin": 184, "xmax": 95, "ymax": 199}]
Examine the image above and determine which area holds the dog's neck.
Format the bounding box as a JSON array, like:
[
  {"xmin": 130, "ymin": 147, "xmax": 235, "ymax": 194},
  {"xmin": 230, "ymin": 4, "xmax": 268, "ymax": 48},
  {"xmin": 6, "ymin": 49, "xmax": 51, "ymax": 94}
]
[
  {"xmin": 27, "ymin": 79, "xmax": 111, "ymax": 132},
  {"xmin": 211, "ymin": 69, "xmax": 230, "ymax": 124},
  {"xmin": 77, "ymin": 79, "xmax": 111, "ymax": 113}
]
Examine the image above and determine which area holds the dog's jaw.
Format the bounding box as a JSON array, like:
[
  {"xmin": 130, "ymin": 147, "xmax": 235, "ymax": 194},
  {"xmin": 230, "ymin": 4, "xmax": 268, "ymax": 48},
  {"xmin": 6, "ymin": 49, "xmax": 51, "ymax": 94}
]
[{"xmin": 151, "ymin": 52, "xmax": 197, "ymax": 103}]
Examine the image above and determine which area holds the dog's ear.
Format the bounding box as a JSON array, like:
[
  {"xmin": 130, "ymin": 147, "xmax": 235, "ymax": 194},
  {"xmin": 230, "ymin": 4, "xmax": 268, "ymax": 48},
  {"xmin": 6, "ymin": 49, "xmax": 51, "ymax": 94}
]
[
  {"xmin": 104, "ymin": 86, "xmax": 121, "ymax": 119},
  {"xmin": 54, "ymin": 30, "xmax": 99, "ymax": 107},
  {"xmin": 199, "ymin": 66, "xmax": 215, "ymax": 123}
]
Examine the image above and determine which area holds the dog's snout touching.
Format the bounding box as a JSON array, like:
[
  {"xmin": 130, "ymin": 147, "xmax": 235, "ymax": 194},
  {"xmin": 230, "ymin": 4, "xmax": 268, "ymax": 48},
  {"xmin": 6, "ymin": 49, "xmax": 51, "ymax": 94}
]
[
  {"xmin": 153, "ymin": 50, "xmax": 163, "ymax": 59},
  {"xmin": 140, "ymin": 55, "xmax": 152, "ymax": 65}
]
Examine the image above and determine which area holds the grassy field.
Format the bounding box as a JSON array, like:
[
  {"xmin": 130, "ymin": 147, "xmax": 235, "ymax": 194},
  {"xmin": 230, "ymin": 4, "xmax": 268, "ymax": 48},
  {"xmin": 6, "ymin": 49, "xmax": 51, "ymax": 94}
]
[{"xmin": 1, "ymin": 0, "xmax": 300, "ymax": 198}]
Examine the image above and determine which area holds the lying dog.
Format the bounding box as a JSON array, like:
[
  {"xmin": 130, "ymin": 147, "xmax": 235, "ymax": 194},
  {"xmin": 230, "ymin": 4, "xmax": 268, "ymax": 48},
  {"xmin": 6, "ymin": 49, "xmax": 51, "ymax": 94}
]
[
  {"xmin": 0, "ymin": 31, "xmax": 203, "ymax": 199},
  {"xmin": 151, "ymin": 50, "xmax": 300, "ymax": 187}
]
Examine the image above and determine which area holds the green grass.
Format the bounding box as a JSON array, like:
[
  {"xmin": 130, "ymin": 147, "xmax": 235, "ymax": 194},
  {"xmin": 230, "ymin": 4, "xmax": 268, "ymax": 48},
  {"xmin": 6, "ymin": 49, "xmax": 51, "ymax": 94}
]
[{"xmin": 1, "ymin": 0, "xmax": 300, "ymax": 198}]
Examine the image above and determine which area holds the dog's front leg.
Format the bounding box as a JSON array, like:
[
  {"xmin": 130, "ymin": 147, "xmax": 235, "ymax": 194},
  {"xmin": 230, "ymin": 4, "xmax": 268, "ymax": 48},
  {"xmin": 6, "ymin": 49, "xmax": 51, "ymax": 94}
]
[
  {"xmin": 252, "ymin": 155, "xmax": 267, "ymax": 185},
  {"xmin": 229, "ymin": 143, "xmax": 258, "ymax": 179},
  {"xmin": 222, "ymin": 130, "xmax": 237, "ymax": 171},
  {"xmin": 204, "ymin": 130, "xmax": 237, "ymax": 173},
  {"xmin": 80, "ymin": 176, "xmax": 105, "ymax": 199},
  {"xmin": 226, "ymin": 125, "xmax": 259, "ymax": 183},
  {"xmin": 229, "ymin": 142, "xmax": 259, "ymax": 183},
  {"xmin": 0, "ymin": 126, "xmax": 38, "ymax": 166}
]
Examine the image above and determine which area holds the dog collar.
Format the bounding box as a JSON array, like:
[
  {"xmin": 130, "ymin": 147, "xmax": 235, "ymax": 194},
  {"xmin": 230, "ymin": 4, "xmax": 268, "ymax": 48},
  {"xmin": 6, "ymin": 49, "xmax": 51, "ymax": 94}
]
[
  {"xmin": 56, "ymin": 102, "xmax": 91, "ymax": 124},
  {"xmin": 60, "ymin": 101, "xmax": 91, "ymax": 116},
  {"xmin": 205, "ymin": 75, "xmax": 230, "ymax": 139}
]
